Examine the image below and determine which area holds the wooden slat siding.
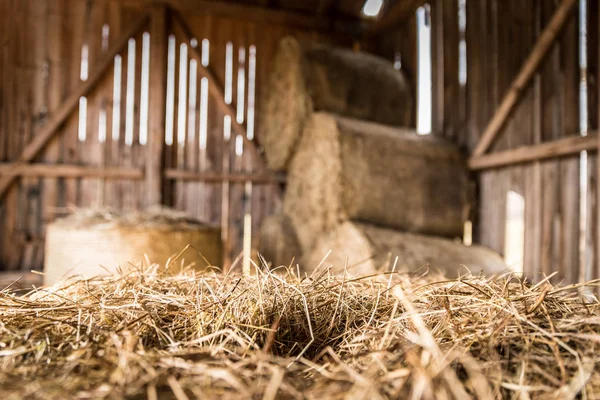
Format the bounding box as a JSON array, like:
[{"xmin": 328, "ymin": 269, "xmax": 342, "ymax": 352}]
[
  {"xmin": 1, "ymin": 0, "xmax": 16, "ymax": 269},
  {"xmin": 16, "ymin": 0, "xmax": 32, "ymax": 270},
  {"xmin": 26, "ymin": 0, "xmax": 49, "ymax": 269},
  {"xmin": 431, "ymin": 0, "xmax": 443, "ymax": 137},
  {"xmin": 97, "ymin": 0, "xmax": 112, "ymax": 206},
  {"xmin": 106, "ymin": 0, "xmax": 123, "ymax": 209},
  {"xmin": 164, "ymin": 170, "xmax": 286, "ymax": 183},
  {"xmin": 472, "ymin": 0, "xmax": 578, "ymax": 158},
  {"xmin": 146, "ymin": 5, "xmax": 168, "ymax": 207},
  {"xmin": 227, "ymin": 24, "xmax": 241, "ymax": 265},
  {"xmin": 42, "ymin": 0, "xmax": 65, "ymax": 226},
  {"xmin": 588, "ymin": 0, "xmax": 598, "ymax": 132},
  {"xmin": 587, "ymin": 0, "xmax": 598, "ymax": 285},
  {"xmin": 0, "ymin": 164, "xmax": 144, "ymax": 179},
  {"xmin": 172, "ymin": 25, "xmax": 189, "ymax": 213},
  {"xmin": 80, "ymin": 0, "xmax": 104, "ymax": 209},
  {"xmin": 121, "ymin": 8, "xmax": 138, "ymax": 210},
  {"xmin": 65, "ymin": 0, "xmax": 87, "ymax": 210},
  {"xmin": 558, "ymin": 7, "xmax": 580, "ymax": 284},
  {"xmin": 539, "ymin": 0, "xmax": 562, "ymax": 280},
  {"xmin": 598, "ymin": 0, "xmax": 600, "ymax": 286},
  {"xmin": 469, "ymin": 0, "xmax": 499, "ymax": 253},
  {"xmin": 186, "ymin": 40, "xmax": 200, "ymax": 221},
  {"xmin": 132, "ymin": 26, "xmax": 145, "ymax": 210},
  {"xmin": 442, "ymin": 0, "xmax": 459, "ymax": 142}
]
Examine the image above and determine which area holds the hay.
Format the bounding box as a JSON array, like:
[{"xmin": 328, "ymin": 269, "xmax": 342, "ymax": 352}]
[
  {"xmin": 262, "ymin": 37, "xmax": 413, "ymax": 170},
  {"xmin": 284, "ymin": 113, "xmax": 470, "ymax": 252},
  {"xmin": 2, "ymin": 264, "xmax": 600, "ymax": 399},
  {"xmin": 258, "ymin": 213, "xmax": 304, "ymax": 269},
  {"xmin": 304, "ymin": 221, "xmax": 507, "ymax": 277},
  {"xmin": 44, "ymin": 208, "xmax": 222, "ymax": 285},
  {"xmin": 261, "ymin": 37, "xmax": 312, "ymax": 171}
]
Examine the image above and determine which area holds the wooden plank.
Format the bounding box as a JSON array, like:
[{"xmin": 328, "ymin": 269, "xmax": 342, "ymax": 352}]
[
  {"xmin": 367, "ymin": 0, "xmax": 427, "ymax": 37},
  {"xmin": 597, "ymin": 0, "xmax": 600, "ymax": 283},
  {"xmin": 0, "ymin": 12, "xmax": 149, "ymax": 200},
  {"xmin": 164, "ymin": 169, "xmax": 286, "ymax": 184},
  {"xmin": 167, "ymin": 0, "xmax": 369, "ymax": 34},
  {"xmin": 0, "ymin": 163, "xmax": 144, "ymax": 179},
  {"xmin": 471, "ymin": 0, "xmax": 578, "ymax": 157},
  {"xmin": 146, "ymin": 5, "xmax": 168, "ymax": 206},
  {"xmin": 558, "ymin": 7, "xmax": 580, "ymax": 284},
  {"xmin": 172, "ymin": 11, "xmax": 266, "ymax": 170},
  {"xmin": 42, "ymin": 0, "xmax": 65, "ymax": 224},
  {"xmin": 317, "ymin": 0, "xmax": 336, "ymax": 16},
  {"xmin": 469, "ymin": 133, "xmax": 598, "ymax": 170}
]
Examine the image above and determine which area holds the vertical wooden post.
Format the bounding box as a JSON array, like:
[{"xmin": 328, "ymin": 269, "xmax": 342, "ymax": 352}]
[
  {"xmin": 146, "ymin": 4, "xmax": 168, "ymax": 207},
  {"xmin": 597, "ymin": 0, "xmax": 600, "ymax": 283}
]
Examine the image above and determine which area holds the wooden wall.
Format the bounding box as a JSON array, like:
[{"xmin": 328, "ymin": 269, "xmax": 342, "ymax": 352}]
[
  {"xmin": 0, "ymin": 0, "xmax": 345, "ymax": 272},
  {"xmin": 428, "ymin": 0, "xmax": 589, "ymax": 283}
]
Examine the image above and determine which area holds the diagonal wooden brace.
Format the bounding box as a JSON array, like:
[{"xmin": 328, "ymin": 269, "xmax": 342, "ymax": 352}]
[
  {"xmin": 0, "ymin": 13, "xmax": 150, "ymax": 200},
  {"xmin": 471, "ymin": 0, "xmax": 577, "ymax": 157}
]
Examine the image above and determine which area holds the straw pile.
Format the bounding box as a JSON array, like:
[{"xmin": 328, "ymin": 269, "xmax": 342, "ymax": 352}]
[
  {"xmin": 283, "ymin": 113, "xmax": 469, "ymax": 253},
  {"xmin": 262, "ymin": 37, "xmax": 413, "ymax": 170},
  {"xmin": 2, "ymin": 264, "xmax": 600, "ymax": 399},
  {"xmin": 44, "ymin": 208, "xmax": 222, "ymax": 286},
  {"xmin": 304, "ymin": 221, "xmax": 507, "ymax": 277}
]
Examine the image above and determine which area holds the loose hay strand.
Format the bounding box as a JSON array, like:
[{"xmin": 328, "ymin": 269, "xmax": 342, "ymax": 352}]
[{"xmin": 1, "ymin": 266, "xmax": 600, "ymax": 399}]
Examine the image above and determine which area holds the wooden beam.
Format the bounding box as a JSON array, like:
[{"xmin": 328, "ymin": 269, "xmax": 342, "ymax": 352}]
[
  {"xmin": 172, "ymin": 11, "xmax": 266, "ymax": 169},
  {"xmin": 0, "ymin": 164, "xmax": 144, "ymax": 179},
  {"xmin": 168, "ymin": 0, "xmax": 367, "ymax": 33},
  {"xmin": 597, "ymin": 0, "xmax": 600, "ymax": 284},
  {"xmin": 0, "ymin": 13, "xmax": 149, "ymax": 200},
  {"xmin": 367, "ymin": 0, "xmax": 426, "ymax": 37},
  {"xmin": 468, "ymin": 133, "xmax": 597, "ymax": 170},
  {"xmin": 318, "ymin": 0, "xmax": 336, "ymax": 16},
  {"xmin": 164, "ymin": 169, "xmax": 286, "ymax": 184},
  {"xmin": 146, "ymin": 5, "xmax": 168, "ymax": 206},
  {"xmin": 471, "ymin": 0, "xmax": 578, "ymax": 157}
]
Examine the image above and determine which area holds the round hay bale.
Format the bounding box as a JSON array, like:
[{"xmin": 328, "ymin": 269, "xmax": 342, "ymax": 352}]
[
  {"xmin": 44, "ymin": 208, "xmax": 222, "ymax": 285},
  {"xmin": 284, "ymin": 113, "xmax": 470, "ymax": 252},
  {"xmin": 258, "ymin": 213, "xmax": 303, "ymax": 269},
  {"xmin": 262, "ymin": 36, "xmax": 413, "ymax": 170},
  {"xmin": 303, "ymin": 221, "xmax": 506, "ymax": 278}
]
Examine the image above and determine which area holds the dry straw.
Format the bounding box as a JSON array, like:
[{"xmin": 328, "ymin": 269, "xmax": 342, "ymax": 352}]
[{"xmin": 1, "ymin": 259, "xmax": 600, "ymax": 399}]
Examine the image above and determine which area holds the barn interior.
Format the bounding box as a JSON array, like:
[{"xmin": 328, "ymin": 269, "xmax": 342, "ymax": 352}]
[{"xmin": 2, "ymin": 0, "xmax": 600, "ymax": 398}]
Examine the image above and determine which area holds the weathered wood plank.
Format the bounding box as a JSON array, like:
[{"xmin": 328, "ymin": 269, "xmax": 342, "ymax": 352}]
[
  {"xmin": 0, "ymin": 12, "xmax": 149, "ymax": 200},
  {"xmin": 0, "ymin": 163, "xmax": 144, "ymax": 179},
  {"xmin": 469, "ymin": 134, "xmax": 597, "ymax": 170},
  {"xmin": 472, "ymin": 0, "xmax": 577, "ymax": 157},
  {"xmin": 146, "ymin": 5, "xmax": 168, "ymax": 207}
]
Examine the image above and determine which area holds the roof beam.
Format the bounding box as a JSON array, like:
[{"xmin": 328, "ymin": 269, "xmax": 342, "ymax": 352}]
[
  {"xmin": 367, "ymin": 0, "xmax": 426, "ymax": 37},
  {"xmin": 318, "ymin": 0, "xmax": 337, "ymax": 16},
  {"xmin": 167, "ymin": 0, "xmax": 369, "ymax": 35}
]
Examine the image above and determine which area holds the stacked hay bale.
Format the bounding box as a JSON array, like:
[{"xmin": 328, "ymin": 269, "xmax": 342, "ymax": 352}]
[
  {"xmin": 44, "ymin": 208, "xmax": 222, "ymax": 285},
  {"xmin": 259, "ymin": 37, "xmax": 505, "ymax": 276}
]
